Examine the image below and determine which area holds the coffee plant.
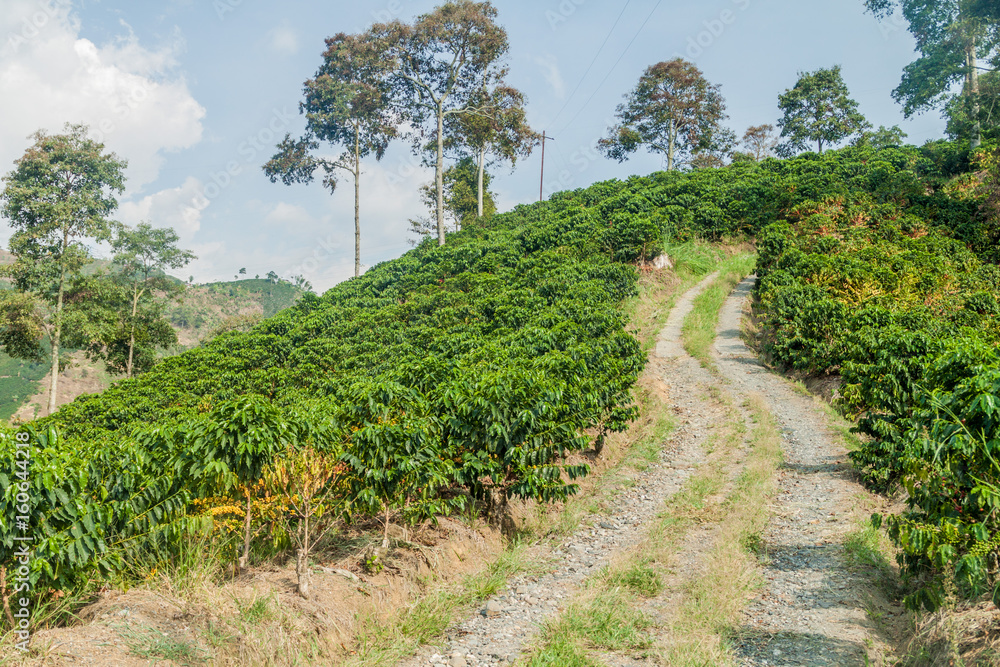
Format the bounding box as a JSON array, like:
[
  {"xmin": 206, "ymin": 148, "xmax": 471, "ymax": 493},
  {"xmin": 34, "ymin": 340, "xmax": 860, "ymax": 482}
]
[{"xmin": 4, "ymin": 140, "xmax": 1000, "ymax": 613}]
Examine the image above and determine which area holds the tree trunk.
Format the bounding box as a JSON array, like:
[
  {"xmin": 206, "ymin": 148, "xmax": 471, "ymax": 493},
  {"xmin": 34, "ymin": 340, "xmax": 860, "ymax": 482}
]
[
  {"xmin": 296, "ymin": 548, "xmax": 310, "ymax": 598},
  {"xmin": 477, "ymin": 145, "xmax": 485, "ymax": 219},
  {"xmin": 969, "ymin": 40, "xmax": 982, "ymax": 150},
  {"xmin": 436, "ymin": 103, "xmax": 446, "ymax": 246},
  {"xmin": 296, "ymin": 512, "xmax": 311, "ymax": 598},
  {"xmin": 382, "ymin": 504, "xmax": 390, "ymax": 549},
  {"xmin": 47, "ymin": 248, "xmax": 67, "ymax": 415},
  {"xmin": 126, "ymin": 281, "xmax": 139, "ymax": 378},
  {"xmin": 354, "ymin": 127, "xmax": 361, "ymax": 277},
  {"xmin": 667, "ymin": 118, "xmax": 676, "ymax": 171},
  {"xmin": 818, "ymin": 138, "xmax": 824, "ymax": 154},
  {"xmin": 238, "ymin": 492, "xmax": 252, "ymax": 573}
]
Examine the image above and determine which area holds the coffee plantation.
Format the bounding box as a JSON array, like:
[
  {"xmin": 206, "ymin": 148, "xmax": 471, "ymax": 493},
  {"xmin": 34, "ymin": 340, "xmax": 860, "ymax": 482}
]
[{"xmin": 4, "ymin": 140, "xmax": 1000, "ymax": 616}]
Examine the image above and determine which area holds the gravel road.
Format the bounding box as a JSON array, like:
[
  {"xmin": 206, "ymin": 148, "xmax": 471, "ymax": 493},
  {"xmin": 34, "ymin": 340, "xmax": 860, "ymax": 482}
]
[{"xmin": 397, "ymin": 273, "xmax": 886, "ymax": 667}]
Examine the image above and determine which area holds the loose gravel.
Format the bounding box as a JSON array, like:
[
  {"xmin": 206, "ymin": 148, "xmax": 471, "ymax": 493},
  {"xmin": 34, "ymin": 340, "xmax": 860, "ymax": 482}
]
[
  {"xmin": 716, "ymin": 276, "xmax": 884, "ymax": 666},
  {"xmin": 398, "ymin": 273, "xmax": 887, "ymax": 667}
]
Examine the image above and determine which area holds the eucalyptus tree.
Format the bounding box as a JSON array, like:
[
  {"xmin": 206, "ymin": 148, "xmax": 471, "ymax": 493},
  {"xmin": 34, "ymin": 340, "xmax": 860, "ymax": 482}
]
[
  {"xmin": 264, "ymin": 31, "xmax": 397, "ymax": 277},
  {"xmin": 373, "ymin": 0, "xmax": 510, "ymax": 245},
  {"xmin": 598, "ymin": 59, "xmax": 730, "ymax": 171},
  {"xmin": 777, "ymin": 66, "xmax": 871, "ymax": 154},
  {"xmin": 865, "ymin": 0, "xmax": 1000, "ymax": 148},
  {"xmin": 0, "ymin": 124, "xmax": 126, "ymax": 414}
]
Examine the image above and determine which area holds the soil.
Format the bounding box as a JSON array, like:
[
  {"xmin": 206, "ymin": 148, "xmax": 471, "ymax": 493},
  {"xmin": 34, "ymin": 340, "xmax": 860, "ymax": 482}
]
[
  {"xmin": 400, "ymin": 273, "xmax": 899, "ymax": 666},
  {"xmin": 12, "ymin": 352, "xmax": 114, "ymax": 422},
  {"xmin": 22, "ymin": 519, "xmax": 502, "ymax": 666},
  {"xmin": 15, "ymin": 272, "xmax": 906, "ymax": 666}
]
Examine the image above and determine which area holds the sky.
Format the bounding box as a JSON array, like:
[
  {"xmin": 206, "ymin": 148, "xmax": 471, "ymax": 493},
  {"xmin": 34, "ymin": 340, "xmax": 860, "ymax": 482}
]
[{"xmin": 0, "ymin": 0, "xmax": 944, "ymax": 291}]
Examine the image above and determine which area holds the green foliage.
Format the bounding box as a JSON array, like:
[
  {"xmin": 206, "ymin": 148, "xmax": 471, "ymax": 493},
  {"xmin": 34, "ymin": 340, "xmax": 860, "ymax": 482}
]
[
  {"xmin": 0, "ymin": 123, "xmax": 128, "ymax": 410},
  {"xmin": 598, "ymin": 58, "xmax": 731, "ymax": 171},
  {"xmin": 866, "ymin": 0, "xmax": 999, "ymax": 146},
  {"xmin": 12, "ymin": 133, "xmax": 1000, "ymax": 616},
  {"xmin": 0, "ymin": 353, "xmax": 48, "ymax": 420},
  {"xmin": 776, "ymin": 65, "xmax": 871, "ymax": 154},
  {"xmin": 0, "ymin": 424, "xmax": 200, "ymax": 593},
  {"xmin": 749, "ymin": 145, "xmax": 1000, "ymax": 610}
]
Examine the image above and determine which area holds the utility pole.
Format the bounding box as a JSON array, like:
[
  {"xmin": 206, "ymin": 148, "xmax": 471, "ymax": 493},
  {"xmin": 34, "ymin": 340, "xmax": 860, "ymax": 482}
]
[{"xmin": 539, "ymin": 131, "xmax": 554, "ymax": 202}]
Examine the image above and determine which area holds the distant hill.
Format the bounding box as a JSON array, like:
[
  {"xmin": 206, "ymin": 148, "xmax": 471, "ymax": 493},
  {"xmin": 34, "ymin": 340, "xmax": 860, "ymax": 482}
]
[
  {"xmin": 167, "ymin": 278, "xmax": 305, "ymax": 348},
  {"xmin": 2, "ymin": 275, "xmax": 304, "ymax": 422}
]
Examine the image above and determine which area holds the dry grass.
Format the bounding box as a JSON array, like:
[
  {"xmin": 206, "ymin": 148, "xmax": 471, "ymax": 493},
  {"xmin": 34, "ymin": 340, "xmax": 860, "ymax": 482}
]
[
  {"xmin": 646, "ymin": 394, "xmax": 779, "ymax": 666},
  {"xmin": 899, "ymin": 601, "xmax": 1000, "ymax": 666},
  {"xmin": 523, "ymin": 393, "xmax": 782, "ymax": 666},
  {"xmin": 11, "ymin": 242, "xmax": 754, "ymax": 666}
]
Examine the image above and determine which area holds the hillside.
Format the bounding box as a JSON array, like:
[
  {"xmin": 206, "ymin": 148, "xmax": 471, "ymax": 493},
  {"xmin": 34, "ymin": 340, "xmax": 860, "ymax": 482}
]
[
  {"xmin": 2, "ymin": 275, "xmax": 303, "ymax": 422},
  {"xmin": 5, "ymin": 143, "xmax": 1000, "ymax": 664}
]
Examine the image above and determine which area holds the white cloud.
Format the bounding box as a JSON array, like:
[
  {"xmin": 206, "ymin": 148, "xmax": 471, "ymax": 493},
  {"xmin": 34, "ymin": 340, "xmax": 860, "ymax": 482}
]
[
  {"xmin": 276, "ymin": 157, "xmax": 429, "ymax": 291},
  {"xmin": 0, "ymin": 0, "xmax": 205, "ymax": 195},
  {"xmin": 267, "ymin": 23, "xmax": 298, "ymax": 56},
  {"xmin": 118, "ymin": 176, "xmax": 207, "ymax": 243},
  {"xmin": 263, "ymin": 202, "xmax": 317, "ymax": 229},
  {"xmin": 533, "ymin": 53, "xmax": 566, "ymax": 99}
]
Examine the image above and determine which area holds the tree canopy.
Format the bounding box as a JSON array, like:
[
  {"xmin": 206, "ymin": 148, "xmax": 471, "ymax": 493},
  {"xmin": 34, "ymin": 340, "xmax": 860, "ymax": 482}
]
[
  {"xmin": 776, "ymin": 66, "xmax": 871, "ymax": 154},
  {"xmin": 264, "ymin": 31, "xmax": 397, "ymax": 277},
  {"xmin": 865, "ymin": 0, "xmax": 1000, "ymax": 147},
  {"xmin": 68, "ymin": 223, "xmax": 195, "ymax": 378},
  {"xmin": 598, "ymin": 59, "xmax": 730, "ymax": 171},
  {"xmin": 0, "ymin": 124, "xmax": 127, "ymax": 414},
  {"xmin": 374, "ymin": 1, "xmax": 513, "ymax": 244}
]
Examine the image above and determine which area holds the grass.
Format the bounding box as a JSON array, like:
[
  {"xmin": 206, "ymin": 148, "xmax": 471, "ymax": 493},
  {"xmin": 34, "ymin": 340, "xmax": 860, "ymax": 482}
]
[
  {"xmin": 527, "ymin": 588, "xmax": 654, "ymax": 664},
  {"xmin": 540, "ymin": 242, "xmax": 751, "ymax": 540},
  {"xmin": 235, "ymin": 592, "xmax": 274, "ymax": 626},
  {"xmin": 522, "ymin": 393, "xmax": 752, "ymax": 666},
  {"xmin": 119, "ymin": 624, "xmax": 209, "ymax": 665},
  {"xmin": 343, "ymin": 542, "xmax": 539, "ymax": 666},
  {"xmin": 603, "ymin": 562, "xmax": 664, "ymax": 597},
  {"xmin": 655, "ymin": 393, "xmax": 783, "ymax": 666},
  {"xmin": 523, "ymin": 389, "xmax": 783, "ymax": 667},
  {"xmin": 624, "ymin": 240, "xmax": 749, "ymax": 356},
  {"xmin": 524, "ymin": 636, "xmax": 600, "ymax": 667},
  {"xmin": 682, "ymin": 253, "xmax": 758, "ymax": 368}
]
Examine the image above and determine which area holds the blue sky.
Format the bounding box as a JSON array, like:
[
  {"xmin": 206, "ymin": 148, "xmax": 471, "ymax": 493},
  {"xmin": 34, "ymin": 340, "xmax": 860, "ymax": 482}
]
[{"xmin": 0, "ymin": 0, "xmax": 941, "ymax": 290}]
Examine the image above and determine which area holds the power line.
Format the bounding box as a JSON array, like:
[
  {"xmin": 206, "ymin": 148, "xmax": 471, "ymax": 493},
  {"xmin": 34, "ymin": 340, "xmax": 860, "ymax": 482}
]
[
  {"xmin": 547, "ymin": 1, "xmax": 633, "ymax": 129},
  {"xmin": 557, "ymin": 0, "xmax": 664, "ymax": 134}
]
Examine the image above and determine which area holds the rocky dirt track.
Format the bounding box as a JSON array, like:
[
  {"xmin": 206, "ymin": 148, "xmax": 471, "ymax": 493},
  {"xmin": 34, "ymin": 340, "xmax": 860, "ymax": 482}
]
[{"xmin": 399, "ymin": 273, "xmax": 888, "ymax": 667}]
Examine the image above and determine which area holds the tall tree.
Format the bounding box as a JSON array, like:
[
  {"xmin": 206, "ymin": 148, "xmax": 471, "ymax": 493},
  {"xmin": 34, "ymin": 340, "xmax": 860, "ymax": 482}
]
[
  {"xmin": 445, "ymin": 85, "xmax": 537, "ymax": 217},
  {"xmin": 264, "ymin": 31, "xmax": 397, "ymax": 278},
  {"xmin": 777, "ymin": 66, "xmax": 871, "ymax": 154},
  {"xmin": 597, "ymin": 59, "xmax": 730, "ymax": 171},
  {"xmin": 63, "ymin": 273, "xmax": 176, "ymax": 378},
  {"xmin": 108, "ymin": 223, "xmax": 194, "ymax": 378},
  {"xmin": 0, "ymin": 124, "xmax": 126, "ymax": 414},
  {"xmin": 865, "ymin": 0, "xmax": 999, "ymax": 148},
  {"xmin": 375, "ymin": 0, "xmax": 509, "ymax": 245}
]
